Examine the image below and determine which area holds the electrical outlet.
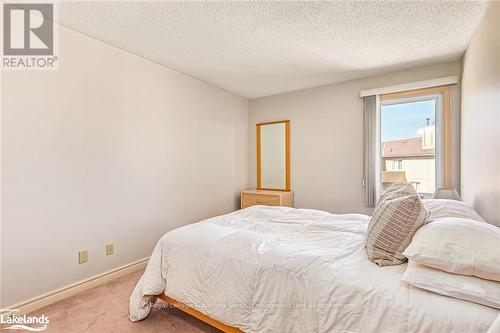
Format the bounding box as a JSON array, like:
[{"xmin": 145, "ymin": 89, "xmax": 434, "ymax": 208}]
[
  {"xmin": 78, "ymin": 250, "xmax": 88, "ymax": 264},
  {"xmin": 106, "ymin": 243, "xmax": 114, "ymax": 256}
]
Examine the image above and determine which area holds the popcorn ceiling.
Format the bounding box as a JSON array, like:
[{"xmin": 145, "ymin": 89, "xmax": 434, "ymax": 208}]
[{"xmin": 59, "ymin": 1, "xmax": 488, "ymax": 98}]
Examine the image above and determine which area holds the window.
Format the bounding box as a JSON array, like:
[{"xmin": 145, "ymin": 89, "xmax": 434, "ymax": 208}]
[
  {"xmin": 379, "ymin": 86, "xmax": 451, "ymax": 199},
  {"xmin": 362, "ymin": 85, "xmax": 452, "ymax": 207},
  {"xmin": 391, "ymin": 160, "xmax": 403, "ymax": 170}
]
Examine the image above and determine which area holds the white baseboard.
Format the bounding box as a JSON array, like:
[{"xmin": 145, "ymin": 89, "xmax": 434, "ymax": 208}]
[{"xmin": 3, "ymin": 257, "xmax": 149, "ymax": 315}]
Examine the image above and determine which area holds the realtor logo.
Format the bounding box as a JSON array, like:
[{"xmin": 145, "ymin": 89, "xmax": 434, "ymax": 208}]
[
  {"xmin": 2, "ymin": 2, "xmax": 58, "ymax": 69},
  {"xmin": 3, "ymin": 3, "xmax": 53, "ymax": 55},
  {"xmin": 0, "ymin": 309, "xmax": 49, "ymax": 331}
]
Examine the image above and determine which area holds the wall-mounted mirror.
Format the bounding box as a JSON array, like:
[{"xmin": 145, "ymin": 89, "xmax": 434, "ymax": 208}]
[{"xmin": 257, "ymin": 120, "xmax": 290, "ymax": 191}]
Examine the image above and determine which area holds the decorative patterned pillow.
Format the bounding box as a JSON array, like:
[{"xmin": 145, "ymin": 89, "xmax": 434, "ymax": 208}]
[
  {"xmin": 378, "ymin": 179, "xmax": 412, "ymax": 203},
  {"xmin": 367, "ymin": 184, "xmax": 429, "ymax": 266}
]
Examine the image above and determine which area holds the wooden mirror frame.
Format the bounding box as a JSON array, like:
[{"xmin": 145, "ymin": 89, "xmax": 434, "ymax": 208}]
[{"xmin": 257, "ymin": 120, "xmax": 290, "ymax": 191}]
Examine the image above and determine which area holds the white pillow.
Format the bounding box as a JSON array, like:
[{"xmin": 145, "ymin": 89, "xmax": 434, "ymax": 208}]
[
  {"xmin": 402, "ymin": 261, "xmax": 500, "ymax": 310},
  {"xmin": 423, "ymin": 199, "xmax": 484, "ymax": 222},
  {"xmin": 403, "ymin": 218, "xmax": 500, "ymax": 282}
]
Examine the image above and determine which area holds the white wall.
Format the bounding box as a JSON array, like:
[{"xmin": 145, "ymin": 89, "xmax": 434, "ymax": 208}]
[
  {"xmin": 1, "ymin": 26, "xmax": 248, "ymax": 306},
  {"xmin": 461, "ymin": 1, "xmax": 500, "ymax": 227},
  {"xmin": 249, "ymin": 62, "xmax": 461, "ymax": 215}
]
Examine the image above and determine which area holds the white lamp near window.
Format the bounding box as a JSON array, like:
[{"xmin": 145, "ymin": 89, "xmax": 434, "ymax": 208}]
[{"xmin": 433, "ymin": 188, "xmax": 461, "ymax": 200}]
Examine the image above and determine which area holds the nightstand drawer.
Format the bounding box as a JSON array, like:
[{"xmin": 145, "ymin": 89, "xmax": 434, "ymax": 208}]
[
  {"xmin": 242, "ymin": 194, "xmax": 279, "ymax": 206},
  {"xmin": 240, "ymin": 190, "xmax": 293, "ymax": 209}
]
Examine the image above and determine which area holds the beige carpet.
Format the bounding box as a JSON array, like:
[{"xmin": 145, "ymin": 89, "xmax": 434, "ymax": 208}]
[{"xmin": 27, "ymin": 269, "xmax": 222, "ymax": 333}]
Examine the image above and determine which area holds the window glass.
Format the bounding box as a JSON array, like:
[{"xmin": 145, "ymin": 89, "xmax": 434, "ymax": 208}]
[{"xmin": 381, "ymin": 99, "xmax": 436, "ymax": 198}]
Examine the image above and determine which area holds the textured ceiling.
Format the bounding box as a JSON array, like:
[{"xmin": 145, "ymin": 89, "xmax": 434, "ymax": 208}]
[{"xmin": 58, "ymin": 1, "xmax": 488, "ymax": 98}]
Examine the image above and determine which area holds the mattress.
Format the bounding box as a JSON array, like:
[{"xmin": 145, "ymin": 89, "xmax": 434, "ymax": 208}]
[{"xmin": 130, "ymin": 205, "xmax": 499, "ymax": 332}]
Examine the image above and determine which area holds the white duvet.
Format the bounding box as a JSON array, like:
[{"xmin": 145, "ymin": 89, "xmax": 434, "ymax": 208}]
[{"xmin": 130, "ymin": 206, "xmax": 500, "ymax": 332}]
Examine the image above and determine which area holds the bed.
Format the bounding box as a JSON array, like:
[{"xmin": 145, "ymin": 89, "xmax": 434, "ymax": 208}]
[{"xmin": 129, "ymin": 205, "xmax": 500, "ymax": 332}]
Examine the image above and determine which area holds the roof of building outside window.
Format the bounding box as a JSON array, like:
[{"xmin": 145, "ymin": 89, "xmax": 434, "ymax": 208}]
[{"xmin": 382, "ymin": 137, "xmax": 435, "ymax": 159}]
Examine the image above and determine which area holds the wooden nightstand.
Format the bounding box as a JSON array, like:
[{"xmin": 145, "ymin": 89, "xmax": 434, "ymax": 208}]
[{"xmin": 240, "ymin": 190, "xmax": 294, "ymax": 209}]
